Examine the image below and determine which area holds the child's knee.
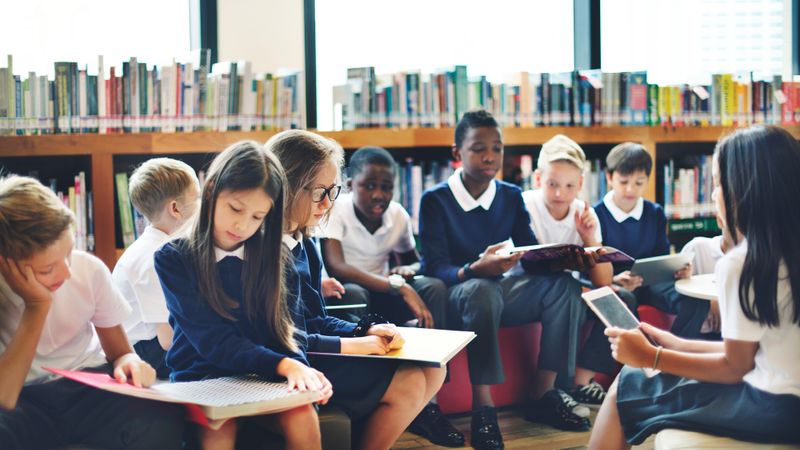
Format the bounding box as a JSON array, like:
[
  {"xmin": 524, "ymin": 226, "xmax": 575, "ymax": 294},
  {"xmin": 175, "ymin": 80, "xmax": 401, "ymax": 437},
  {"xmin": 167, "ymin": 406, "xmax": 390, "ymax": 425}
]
[
  {"xmin": 281, "ymin": 405, "xmax": 321, "ymax": 444},
  {"xmin": 386, "ymin": 365, "xmax": 427, "ymax": 405}
]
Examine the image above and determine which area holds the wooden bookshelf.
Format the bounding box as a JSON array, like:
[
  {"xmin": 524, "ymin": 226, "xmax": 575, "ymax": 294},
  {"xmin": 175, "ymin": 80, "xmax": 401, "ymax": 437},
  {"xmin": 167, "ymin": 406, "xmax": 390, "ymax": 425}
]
[{"xmin": 3, "ymin": 125, "xmax": 799, "ymax": 269}]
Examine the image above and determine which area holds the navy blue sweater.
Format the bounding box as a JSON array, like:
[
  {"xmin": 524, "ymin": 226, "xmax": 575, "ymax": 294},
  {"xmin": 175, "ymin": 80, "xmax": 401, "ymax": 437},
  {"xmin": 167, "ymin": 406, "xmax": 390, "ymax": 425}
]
[
  {"xmin": 594, "ymin": 199, "xmax": 670, "ymax": 260},
  {"xmin": 155, "ymin": 240, "xmax": 307, "ymax": 382},
  {"xmin": 287, "ymin": 239, "xmax": 357, "ymax": 348},
  {"xmin": 419, "ymin": 180, "xmax": 538, "ymax": 286}
]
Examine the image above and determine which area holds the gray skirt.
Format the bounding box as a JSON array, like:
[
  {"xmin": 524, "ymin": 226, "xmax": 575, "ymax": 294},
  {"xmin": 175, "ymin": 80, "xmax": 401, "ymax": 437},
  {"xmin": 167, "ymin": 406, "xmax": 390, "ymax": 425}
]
[{"xmin": 616, "ymin": 366, "xmax": 800, "ymax": 445}]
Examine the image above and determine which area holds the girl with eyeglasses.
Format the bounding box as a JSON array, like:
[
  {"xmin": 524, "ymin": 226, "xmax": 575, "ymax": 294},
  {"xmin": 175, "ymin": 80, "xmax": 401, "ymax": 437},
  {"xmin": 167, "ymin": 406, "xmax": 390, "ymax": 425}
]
[{"xmin": 267, "ymin": 130, "xmax": 445, "ymax": 450}]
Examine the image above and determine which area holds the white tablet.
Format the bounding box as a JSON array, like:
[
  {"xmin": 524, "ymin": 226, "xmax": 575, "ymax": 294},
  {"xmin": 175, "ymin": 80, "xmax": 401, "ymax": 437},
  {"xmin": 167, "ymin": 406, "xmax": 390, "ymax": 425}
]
[
  {"xmin": 630, "ymin": 252, "xmax": 694, "ymax": 286},
  {"xmin": 581, "ymin": 286, "xmax": 661, "ymax": 377}
]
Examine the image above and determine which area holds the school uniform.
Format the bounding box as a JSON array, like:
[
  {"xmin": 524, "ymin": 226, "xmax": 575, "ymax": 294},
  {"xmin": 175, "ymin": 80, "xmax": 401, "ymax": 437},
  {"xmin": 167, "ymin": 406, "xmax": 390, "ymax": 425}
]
[
  {"xmin": 419, "ymin": 169, "xmax": 584, "ymax": 385},
  {"xmin": 324, "ymin": 193, "xmax": 447, "ymax": 325},
  {"xmin": 155, "ymin": 241, "xmax": 308, "ymax": 382},
  {"xmin": 682, "ymin": 235, "xmax": 724, "ymax": 275},
  {"xmin": 112, "ymin": 225, "xmax": 172, "ymax": 378},
  {"xmin": 617, "ymin": 243, "xmax": 800, "ymax": 445},
  {"xmin": 0, "ymin": 251, "xmax": 184, "ymax": 450},
  {"xmin": 522, "ymin": 189, "xmax": 631, "ymax": 377},
  {"xmin": 595, "ymin": 191, "xmax": 709, "ymax": 338},
  {"xmin": 284, "ymin": 234, "xmax": 399, "ymax": 419}
]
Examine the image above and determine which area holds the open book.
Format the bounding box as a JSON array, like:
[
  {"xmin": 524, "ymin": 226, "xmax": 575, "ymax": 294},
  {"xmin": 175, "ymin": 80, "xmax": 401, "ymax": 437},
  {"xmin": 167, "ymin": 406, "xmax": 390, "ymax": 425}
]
[
  {"xmin": 45, "ymin": 368, "xmax": 323, "ymax": 429},
  {"xmin": 308, "ymin": 327, "xmax": 475, "ymax": 367},
  {"xmin": 495, "ymin": 244, "xmax": 634, "ymax": 264}
]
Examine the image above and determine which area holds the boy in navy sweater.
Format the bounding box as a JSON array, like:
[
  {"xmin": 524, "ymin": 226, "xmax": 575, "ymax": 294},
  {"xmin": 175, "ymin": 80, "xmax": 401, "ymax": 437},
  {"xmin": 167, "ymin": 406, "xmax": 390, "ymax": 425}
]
[
  {"xmin": 419, "ymin": 111, "xmax": 601, "ymax": 448},
  {"xmin": 594, "ymin": 142, "xmax": 708, "ymax": 338}
]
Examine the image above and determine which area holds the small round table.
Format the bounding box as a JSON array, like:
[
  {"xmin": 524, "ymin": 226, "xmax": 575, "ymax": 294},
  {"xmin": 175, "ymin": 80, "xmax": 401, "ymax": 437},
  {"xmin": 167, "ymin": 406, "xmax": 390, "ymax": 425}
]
[{"xmin": 674, "ymin": 273, "xmax": 717, "ymax": 300}]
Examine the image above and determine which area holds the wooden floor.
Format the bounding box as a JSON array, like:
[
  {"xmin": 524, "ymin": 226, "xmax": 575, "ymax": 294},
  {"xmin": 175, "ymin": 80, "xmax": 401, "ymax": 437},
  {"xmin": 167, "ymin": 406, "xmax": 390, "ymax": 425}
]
[{"xmin": 395, "ymin": 408, "xmax": 655, "ymax": 450}]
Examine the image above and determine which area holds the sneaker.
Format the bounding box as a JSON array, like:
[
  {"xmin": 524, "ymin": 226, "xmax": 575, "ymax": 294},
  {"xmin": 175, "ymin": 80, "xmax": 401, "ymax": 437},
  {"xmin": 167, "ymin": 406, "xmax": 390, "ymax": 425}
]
[
  {"xmin": 524, "ymin": 389, "xmax": 591, "ymax": 431},
  {"xmin": 409, "ymin": 403, "xmax": 465, "ymax": 447},
  {"xmin": 470, "ymin": 406, "xmax": 504, "ymax": 450},
  {"xmin": 571, "ymin": 379, "xmax": 606, "ymax": 408}
]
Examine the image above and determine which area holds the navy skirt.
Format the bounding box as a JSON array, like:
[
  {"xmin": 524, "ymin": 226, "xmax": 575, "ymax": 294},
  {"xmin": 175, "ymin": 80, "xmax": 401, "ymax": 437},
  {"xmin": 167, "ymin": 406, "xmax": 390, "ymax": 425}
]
[
  {"xmin": 310, "ymin": 355, "xmax": 399, "ymax": 420},
  {"xmin": 617, "ymin": 366, "xmax": 800, "ymax": 445}
]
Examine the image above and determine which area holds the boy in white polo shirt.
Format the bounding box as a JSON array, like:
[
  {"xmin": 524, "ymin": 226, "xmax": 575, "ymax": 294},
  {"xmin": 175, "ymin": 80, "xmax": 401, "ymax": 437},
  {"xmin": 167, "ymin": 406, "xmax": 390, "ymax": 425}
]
[
  {"xmin": 0, "ymin": 175, "xmax": 184, "ymax": 449},
  {"xmin": 321, "ymin": 146, "xmax": 462, "ymax": 448},
  {"xmin": 522, "ymin": 134, "xmax": 626, "ymax": 408},
  {"xmin": 112, "ymin": 158, "xmax": 200, "ymax": 379}
]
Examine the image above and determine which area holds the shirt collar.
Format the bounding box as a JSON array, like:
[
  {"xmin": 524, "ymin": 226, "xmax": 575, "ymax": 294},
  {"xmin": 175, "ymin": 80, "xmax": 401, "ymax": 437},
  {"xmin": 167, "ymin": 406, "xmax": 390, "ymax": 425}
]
[
  {"xmin": 603, "ymin": 190, "xmax": 643, "ymax": 222},
  {"xmin": 214, "ymin": 245, "xmax": 245, "ymax": 262},
  {"xmin": 447, "ymin": 168, "xmax": 496, "ymax": 211},
  {"xmin": 282, "ymin": 233, "xmax": 301, "ymax": 251}
]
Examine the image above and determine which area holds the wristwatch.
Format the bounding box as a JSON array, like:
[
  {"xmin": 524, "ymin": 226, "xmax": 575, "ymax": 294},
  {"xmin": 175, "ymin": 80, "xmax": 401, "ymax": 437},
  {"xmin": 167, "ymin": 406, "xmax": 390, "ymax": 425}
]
[
  {"xmin": 387, "ymin": 274, "xmax": 406, "ymax": 295},
  {"xmin": 462, "ymin": 262, "xmax": 476, "ymax": 280}
]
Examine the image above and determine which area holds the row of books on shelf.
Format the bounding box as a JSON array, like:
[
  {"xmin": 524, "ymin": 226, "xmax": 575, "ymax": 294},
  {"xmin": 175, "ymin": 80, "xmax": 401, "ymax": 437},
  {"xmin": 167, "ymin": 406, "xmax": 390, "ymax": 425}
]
[
  {"xmin": 507, "ymin": 154, "xmax": 609, "ymax": 206},
  {"xmin": 0, "ymin": 53, "xmax": 304, "ymax": 135},
  {"xmin": 334, "ymin": 66, "xmax": 798, "ymax": 130},
  {"xmin": 23, "ymin": 171, "xmax": 95, "ymax": 252},
  {"xmin": 393, "ymin": 159, "xmax": 458, "ymax": 233},
  {"xmin": 662, "ymin": 155, "xmax": 716, "ymax": 219}
]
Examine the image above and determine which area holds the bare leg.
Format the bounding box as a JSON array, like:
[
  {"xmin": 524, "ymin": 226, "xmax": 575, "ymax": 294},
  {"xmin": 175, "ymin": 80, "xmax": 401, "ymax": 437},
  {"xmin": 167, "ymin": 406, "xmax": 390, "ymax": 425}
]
[
  {"xmin": 277, "ymin": 404, "xmax": 322, "ymax": 450},
  {"xmin": 199, "ymin": 418, "xmax": 237, "ymax": 450},
  {"xmin": 421, "ymin": 367, "xmax": 446, "ymax": 404},
  {"xmin": 359, "ymin": 364, "xmax": 427, "ymax": 450},
  {"xmin": 575, "ymin": 367, "xmax": 597, "ymax": 386},
  {"xmin": 531, "ymin": 369, "xmax": 557, "ymax": 400},
  {"xmin": 588, "ymin": 378, "xmax": 630, "ymax": 450}
]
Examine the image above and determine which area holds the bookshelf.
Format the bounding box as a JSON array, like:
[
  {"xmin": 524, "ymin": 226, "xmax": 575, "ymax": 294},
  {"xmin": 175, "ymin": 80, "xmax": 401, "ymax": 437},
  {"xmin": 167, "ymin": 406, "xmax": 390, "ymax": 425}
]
[{"xmin": 3, "ymin": 125, "xmax": 799, "ymax": 269}]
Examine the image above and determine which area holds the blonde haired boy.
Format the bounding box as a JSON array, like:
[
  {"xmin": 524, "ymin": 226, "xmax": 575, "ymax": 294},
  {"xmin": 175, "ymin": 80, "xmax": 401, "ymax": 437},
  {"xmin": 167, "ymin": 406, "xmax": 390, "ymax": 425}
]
[
  {"xmin": 112, "ymin": 157, "xmax": 200, "ymax": 378},
  {"xmin": 522, "ymin": 134, "xmax": 624, "ymax": 409}
]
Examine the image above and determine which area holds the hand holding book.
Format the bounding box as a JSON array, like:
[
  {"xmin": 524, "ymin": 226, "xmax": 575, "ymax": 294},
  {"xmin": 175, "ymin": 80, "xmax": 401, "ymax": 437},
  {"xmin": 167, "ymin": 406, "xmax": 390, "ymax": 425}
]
[{"xmin": 470, "ymin": 242, "xmax": 524, "ymax": 278}]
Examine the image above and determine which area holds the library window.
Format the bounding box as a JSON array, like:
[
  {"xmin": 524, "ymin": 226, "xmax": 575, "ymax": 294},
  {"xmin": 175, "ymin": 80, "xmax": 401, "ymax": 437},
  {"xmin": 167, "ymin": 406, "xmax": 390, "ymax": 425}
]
[
  {"xmin": 601, "ymin": 0, "xmax": 789, "ymax": 85},
  {"xmin": 1, "ymin": 0, "xmax": 191, "ymax": 76},
  {"xmin": 314, "ymin": 0, "xmax": 575, "ymax": 130}
]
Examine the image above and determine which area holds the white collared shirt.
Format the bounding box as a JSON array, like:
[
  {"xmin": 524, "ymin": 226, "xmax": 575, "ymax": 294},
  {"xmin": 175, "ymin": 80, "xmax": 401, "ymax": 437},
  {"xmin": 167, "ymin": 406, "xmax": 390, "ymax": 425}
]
[
  {"xmin": 522, "ymin": 189, "xmax": 602, "ymax": 246},
  {"xmin": 0, "ymin": 251, "xmax": 132, "ymax": 385},
  {"xmin": 717, "ymin": 243, "xmax": 800, "ymax": 396},
  {"xmin": 325, "ymin": 193, "xmax": 416, "ymax": 276},
  {"xmin": 214, "ymin": 245, "xmax": 245, "ymax": 262},
  {"xmin": 447, "ymin": 168, "xmax": 497, "ymax": 212},
  {"xmin": 681, "ymin": 235, "xmax": 725, "ymax": 275},
  {"xmin": 602, "ymin": 190, "xmax": 644, "ymax": 223},
  {"xmin": 113, "ymin": 226, "xmax": 172, "ymax": 343},
  {"xmin": 282, "ymin": 233, "xmax": 301, "ymax": 251}
]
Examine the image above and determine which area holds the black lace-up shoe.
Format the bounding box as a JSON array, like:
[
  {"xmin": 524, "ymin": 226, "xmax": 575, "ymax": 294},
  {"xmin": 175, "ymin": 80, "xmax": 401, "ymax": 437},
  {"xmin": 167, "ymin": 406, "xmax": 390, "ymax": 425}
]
[
  {"xmin": 470, "ymin": 406, "xmax": 504, "ymax": 450},
  {"xmin": 409, "ymin": 403, "xmax": 465, "ymax": 447}
]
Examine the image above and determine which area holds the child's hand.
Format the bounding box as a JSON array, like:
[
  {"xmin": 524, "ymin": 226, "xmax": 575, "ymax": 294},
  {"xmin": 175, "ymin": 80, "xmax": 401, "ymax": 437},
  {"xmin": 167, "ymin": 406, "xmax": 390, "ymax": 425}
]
[
  {"xmin": 472, "ymin": 242, "xmax": 523, "ymax": 277},
  {"xmin": 321, "ymin": 277, "xmax": 345, "ymax": 299},
  {"xmin": 113, "ymin": 353, "xmax": 156, "ymax": 388},
  {"xmin": 614, "ymin": 271, "xmax": 644, "ymax": 291},
  {"xmin": 0, "ymin": 257, "xmax": 53, "ymax": 308},
  {"xmin": 277, "ymin": 358, "xmax": 327, "ymax": 395},
  {"xmin": 557, "ymin": 247, "xmax": 600, "ymax": 272},
  {"xmin": 702, "ymin": 301, "xmax": 721, "ymax": 333},
  {"xmin": 674, "ymin": 263, "xmax": 692, "ymax": 280},
  {"xmin": 638, "ymin": 322, "xmax": 683, "ymax": 350},
  {"xmin": 399, "ymin": 286, "xmax": 434, "ymax": 328},
  {"xmin": 604, "ymin": 327, "xmax": 657, "ymax": 368},
  {"xmin": 575, "ymin": 203, "xmax": 599, "ymax": 246},
  {"xmin": 342, "ymin": 336, "xmax": 392, "ymax": 355},
  {"xmin": 368, "ymin": 323, "xmax": 405, "ymax": 349},
  {"xmin": 389, "ymin": 265, "xmax": 417, "ymax": 278}
]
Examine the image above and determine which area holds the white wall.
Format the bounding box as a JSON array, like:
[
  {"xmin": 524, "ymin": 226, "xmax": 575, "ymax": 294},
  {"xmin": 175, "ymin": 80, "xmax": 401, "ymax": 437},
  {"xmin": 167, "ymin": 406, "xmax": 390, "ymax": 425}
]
[{"xmin": 217, "ymin": 0, "xmax": 305, "ymax": 73}]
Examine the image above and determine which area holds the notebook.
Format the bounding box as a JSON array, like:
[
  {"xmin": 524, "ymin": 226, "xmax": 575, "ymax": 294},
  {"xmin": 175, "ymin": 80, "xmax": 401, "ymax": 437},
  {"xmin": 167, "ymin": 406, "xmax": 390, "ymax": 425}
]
[
  {"xmin": 495, "ymin": 243, "xmax": 634, "ymax": 264},
  {"xmin": 45, "ymin": 368, "xmax": 323, "ymax": 428},
  {"xmin": 308, "ymin": 327, "xmax": 475, "ymax": 367}
]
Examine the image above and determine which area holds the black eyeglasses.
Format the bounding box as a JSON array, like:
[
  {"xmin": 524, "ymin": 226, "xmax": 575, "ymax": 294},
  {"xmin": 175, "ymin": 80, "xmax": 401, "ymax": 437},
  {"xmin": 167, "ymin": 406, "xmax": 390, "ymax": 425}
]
[{"xmin": 307, "ymin": 184, "xmax": 342, "ymax": 203}]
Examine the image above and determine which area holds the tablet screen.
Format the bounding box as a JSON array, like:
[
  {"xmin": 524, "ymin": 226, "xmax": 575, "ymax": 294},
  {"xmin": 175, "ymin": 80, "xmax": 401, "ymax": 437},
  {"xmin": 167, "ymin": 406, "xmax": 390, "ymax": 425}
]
[{"xmin": 591, "ymin": 293, "xmax": 639, "ymax": 330}]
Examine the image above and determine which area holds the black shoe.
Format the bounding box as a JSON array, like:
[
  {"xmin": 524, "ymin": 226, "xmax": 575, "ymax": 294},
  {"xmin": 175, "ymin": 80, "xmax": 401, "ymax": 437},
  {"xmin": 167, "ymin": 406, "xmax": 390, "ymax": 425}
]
[
  {"xmin": 470, "ymin": 406, "xmax": 504, "ymax": 450},
  {"xmin": 570, "ymin": 378, "xmax": 606, "ymax": 409},
  {"xmin": 409, "ymin": 403, "xmax": 465, "ymax": 447},
  {"xmin": 524, "ymin": 389, "xmax": 591, "ymax": 432}
]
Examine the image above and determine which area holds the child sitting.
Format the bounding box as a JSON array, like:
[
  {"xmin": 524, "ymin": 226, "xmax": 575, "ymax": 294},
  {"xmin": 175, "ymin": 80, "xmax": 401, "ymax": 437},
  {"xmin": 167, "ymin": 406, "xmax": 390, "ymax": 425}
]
[
  {"xmin": 522, "ymin": 134, "xmax": 625, "ymax": 408},
  {"xmin": 320, "ymin": 145, "xmax": 460, "ymax": 447},
  {"xmin": 113, "ymin": 157, "xmax": 200, "ymax": 378},
  {"xmin": 0, "ymin": 175, "xmax": 184, "ymax": 449},
  {"xmin": 594, "ymin": 142, "xmax": 706, "ymax": 338},
  {"xmin": 588, "ymin": 125, "xmax": 800, "ymax": 449}
]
